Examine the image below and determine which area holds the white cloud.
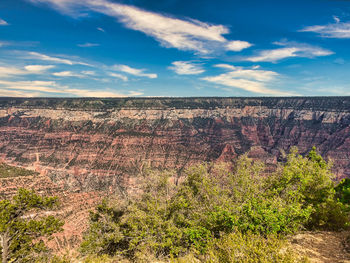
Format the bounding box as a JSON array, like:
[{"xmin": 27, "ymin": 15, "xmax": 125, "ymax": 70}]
[
  {"xmin": 128, "ymin": 90, "xmax": 143, "ymax": 96},
  {"xmin": 0, "ymin": 65, "xmax": 55, "ymax": 77},
  {"xmin": 226, "ymin": 40, "xmax": 252, "ymax": 51},
  {"xmin": 77, "ymin": 42, "xmax": 100, "ymax": 47},
  {"xmin": 333, "ymin": 16, "xmax": 340, "ymax": 24},
  {"xmin": 0, "ymin": 19, "xmax": 8, "ymax": 26},
  {"xmin": 0, "ymin": 89, "xmax": 42, "ymax": 97},
  {"xmin": 0, "ymin": 79, "xmax": 143, "ymax": 97},
  {"xmin": 64, "ymin": 88, "xmax": 142, "ymax": 97},
  {"xmin": 168, "ymin": 61, "xmax": 204, "ymax": 75},
  {"xmin": 97, "ymin": 27, "xmax": 105, "ymax": 32},
  {"xmin": 27, "ymin": 51, "xmax": 90, "ymax": 66},
  {"xmin": 112, "ymin": 64, "xmax": 157, "ymax": 79},
  {"xmin": 108, "ymin": 72, "xmax": 128, "ymax": 81},
  {"xmin": 53, "ymin": 71, "xmax": 83, "ymax": 77},
  {"xmin": 24, "ymin": 65, "xmax": 55, "ymax": 73},
  {"xmin": 202, "ymin": 65, "xmax": 292, "ymax": 95},
  {"xmin": 0, "ymin": 41, "xmax": 9, "ymax": 47},
  {"xmin": 300, "ymin": 21, "xmax": 350, "ymax": 38},
  {"xmin": 0, "ymin": 67, "xmax": 27, "ymax": 77},
  {"xmin": 214, "ymin": 64, "xmax": 236, "ymax": 70},
  {"xmin": 244, "ymin": 42, "xmax": 333, "ymax": 62},
  {"xmin": 81, "ymin": 70, "xmax": 96, "ymax": 76},
  {"xmin": 0, "ymin": 80, "xmax": 68, "ymax": 93},
  {"xmin": 28, "ymin": 0, "xmax": 252, "ymax": 54}
]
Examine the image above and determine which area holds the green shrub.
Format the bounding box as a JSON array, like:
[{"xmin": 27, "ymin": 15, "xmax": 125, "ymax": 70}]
[
  {"xmin": 335, "ymin": 178, "xmax": 350, "ymax": 205},
  {"xmin": 184, "ymin": 227, "xmax": 212, "ymax": 253},
  {"xmin": 237, "ymin": 195, "xmax": 311, "ymax": 235},
  {"xmin": 0, "ymin": 189, "xmax": 63, "ymax": 262},
  {"xmin": 0, "ymin": 163, "xmax": 38, "ymax": 178},
  {"xmin": 81, "ymin": 254, "xmax": 125, "ymax": 263},
  {"xmin": 81, "ymin": 147, "xmax": 349, "ymax": 261},
  {"xmin": 305, "ymin": 199, "xmax": 349, "ymax": 230},
  {"xmin": 269, "ymin": 147, "xmax": 349, "ymax": 230},
  {"xmin": 203, "ymin": 231, "xmax": 308, "ymax": 263},
  {"xmin": 35, "ymin": 254, "xmax": 71, "ymax": 263}
]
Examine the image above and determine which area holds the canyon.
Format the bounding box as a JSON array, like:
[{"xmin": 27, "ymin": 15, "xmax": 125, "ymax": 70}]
[{"xmin": 0, "ymin": 96, "xmax": 350, "ymax": 249}]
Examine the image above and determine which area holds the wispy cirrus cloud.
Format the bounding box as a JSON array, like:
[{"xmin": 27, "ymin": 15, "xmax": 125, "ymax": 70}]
[
  {"xmin": 0, "ymin": 19, "xmax": 8, "ymax": 26},
  {"xmin": 26, "ymin": 51, "xmax": 91, "ymax": 66},
  {"xmin": 243, "ymin": 41, "xmax": 333, "ymax": 63},
  {"xmin": 28, "ymin": 0, "xmax": 252, "ymax": 55},
  {"xmin": 214, "ymin": 64, "xmax": 236, "ymax": 70},
  {"xmin": 0, "ymin": 65, "xmax": 54, "ymax": 77},
  {"xmin": 52, "ymin": 71, "xmax": 83, "ymax": 77},
  {"xmin": 0, "ymin": 79, "xmax": 143, "ymax": 97},
  {"xmin": 108, "ymin": 72, "xmax": 128, "ymax": 81},
  {"xmin": 24, "ymin": 65, "xmax": 55, "ymax": 73},
  {"xmin": 0, "ymin": 41, "xmax": 10, "ymax": 47},
  {"xmin": 81, "ymin": 70, "xmax": 96, "ymax": 76},
  {"xmin": 0, "ymin": 89, "xmax": 42, "ymax": 97},
  {"xmin": 168, "ymin": 61, "xmax": 205, "ymax": 75},
  {"xmin": 77, "ymin": 42, "xmax": 100, "ymax": 47},
  {"xmin": 112, "ymin": 64, "xmax": 157, "ymax": 79},
  {"xmin": 0, "ymin": 80, "xmax": 68, "ymax": 93},
  {"xmin": 300, "ymin": 18, "xmax": 350, "ymax": 38},
  {"xmin": 202, "ymin": 64, "xmax": 292, "ymax": 95},
  {"xmin": 0, "ymin": 67, "xmax": 28, "ymax": 77},
  {"xmin": 64, "ymin": 88, "xmax": 143, "ymax": 97}
]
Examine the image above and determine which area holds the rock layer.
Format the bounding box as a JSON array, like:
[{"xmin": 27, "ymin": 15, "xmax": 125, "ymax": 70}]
[
  {"xmin": 1, "ymin": 97, "xmax": 350, "ymax": 192},
  {"xmin": 1, "ymin": 97, "xmax": 350, "ymax": 250}
]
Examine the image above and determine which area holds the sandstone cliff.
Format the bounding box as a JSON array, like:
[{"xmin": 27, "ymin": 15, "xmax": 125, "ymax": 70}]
[
  {"xmin": 1, "ymin": 97, "xmax": 349, "ymax": 190},
  {"xmin": 1, "ymin": 97, "xmax": 350, "ymax": 249}
]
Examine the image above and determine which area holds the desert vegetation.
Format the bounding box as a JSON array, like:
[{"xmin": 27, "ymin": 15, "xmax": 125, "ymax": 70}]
[
  {"xmin": 0, "ymin": 163, "xmax": 38, "ymax": 178},
  {"xmin": 78, "ymin": 147, "xmax": 349, "ymax": 262},
  {"xmin": 0, "ymin": 147, "xmax": 349, "ymax": 262},
  {"xmin": 0, "ymin": 189, "xmax": 63, "ymax": 263}
]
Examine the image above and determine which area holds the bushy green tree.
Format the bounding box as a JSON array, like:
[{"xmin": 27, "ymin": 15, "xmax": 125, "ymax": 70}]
[
  {"xmin": 81, "ymin": 147, "xmax": 349, "ymax": 261},
  {"xmin": 335, "ymin": 178, "xmax": 350, "ymax": 205},
  {"xmin": 269, "ymin": 147, "xmax": 349, "ymax": 230},
  {"xmin": 0, "ymin": 188, "xmax": 63, "ymax": 263},
  {"xmin": 81, "ymin": 170, "xmax": 184, "ymax": 259}
]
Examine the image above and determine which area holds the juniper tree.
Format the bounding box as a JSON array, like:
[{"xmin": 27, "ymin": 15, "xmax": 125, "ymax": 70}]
[{"xmin": 0, "ymin": 188, "xmax": 63, "ymax": 263}]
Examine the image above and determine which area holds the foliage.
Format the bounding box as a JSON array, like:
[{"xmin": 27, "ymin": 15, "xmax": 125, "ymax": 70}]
[
  {"xmin": 269, "ymin": 147, "xmax": 349, "ymax": 230},
  {"xmin": 81, "ymin": 147, "xmax": 349, "ymax": 261},
  {"xmin": 0, "ymin": 188, "xmax": 64, "ymax": 263},
  {"xmin": 335, "ymin": 178, "xmax": 350, "ymax": 205},
  {"xmin": 81, "ymin": 254, "xmax": 124, "ymax": 263},
  {"xmin": 0, "ymin": 163, "xmax": 38, "ymax": 178},
  {"xmin": 34, "ymin": 254, "xmax": 71, "ymax": 263},
  {"xmin": 203, "ymin": 231, "xmax": 308, "ymax": 263}
]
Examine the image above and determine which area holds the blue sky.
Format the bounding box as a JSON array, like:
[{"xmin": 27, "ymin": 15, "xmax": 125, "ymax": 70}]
[{"xmin": 1, "ymin": 0, "xmax": 350, "ymax": 97}]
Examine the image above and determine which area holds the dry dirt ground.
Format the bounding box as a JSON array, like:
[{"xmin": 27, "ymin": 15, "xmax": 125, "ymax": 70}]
[{"xmin": 289, "ymin": 231, "xmax": 350, "ymax": 263}]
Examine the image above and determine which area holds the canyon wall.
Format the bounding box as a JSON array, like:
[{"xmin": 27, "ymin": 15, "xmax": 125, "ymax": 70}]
[
  {"xmin": 1, "ymin": 97, "xmax": 350, "ymax": 192},
  {"xmin": 1, "ymin": 96, "xmax": 350, "ymax": 249}
]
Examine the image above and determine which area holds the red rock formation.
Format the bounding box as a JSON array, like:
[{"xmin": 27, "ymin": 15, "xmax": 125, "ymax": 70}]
[
  {"xmin": 1, "ymin": 97, "xmax": 350, "ymax": 249},
  {"xmin": 1, "ymin": 98, "xmax": 350, "ymax": 188}
]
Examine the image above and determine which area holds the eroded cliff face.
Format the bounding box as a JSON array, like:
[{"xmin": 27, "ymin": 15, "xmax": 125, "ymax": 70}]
[
  {"xmin": 1, "ymin": 97, "xmax": 350, "ymax": 192},
  {"xmin": 1, "ymin": 97, "xmax": 350, "ymax": 249}
]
